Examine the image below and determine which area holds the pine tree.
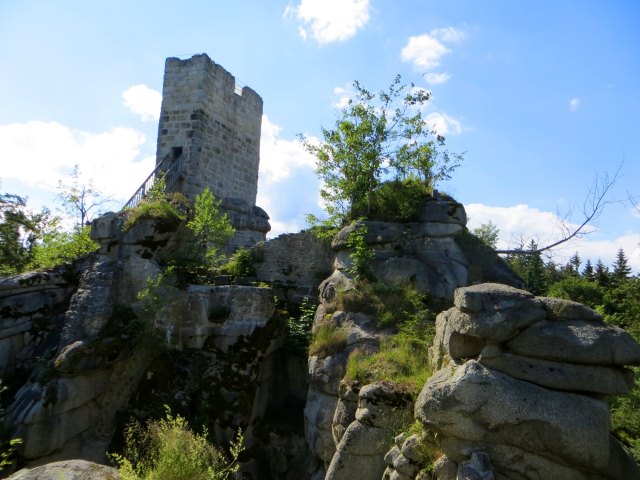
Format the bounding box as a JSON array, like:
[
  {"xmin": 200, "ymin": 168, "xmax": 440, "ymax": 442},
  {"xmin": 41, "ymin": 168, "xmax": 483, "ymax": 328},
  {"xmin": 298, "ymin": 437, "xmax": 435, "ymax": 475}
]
[
  {"xmin": 594, "ymin": 259, "xmax": 610, "ymax": 287},
  {"xmin": 523, "ymin": 240, "xmax": 547, "ymax": 295},
  {"xmin": 582, "ymin": 259, "xmax": 595, "ymax": 281},
  {"xmin": 612, "ymin": 248, "xmax": 632, "ymax": 282},
  {"xmin": 563, "ymin": 252, "xmax": 581, "ymax": 277}
]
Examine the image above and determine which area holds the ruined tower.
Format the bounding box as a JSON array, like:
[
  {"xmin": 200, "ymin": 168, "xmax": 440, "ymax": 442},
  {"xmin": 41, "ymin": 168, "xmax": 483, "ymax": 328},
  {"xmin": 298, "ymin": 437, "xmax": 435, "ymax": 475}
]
[
  {"xmin": 156, "ymin": 54, "xmax": 263, "ymax": 205},
  {"xmin": 155, "ymin": 53, "xmax": 270, "ymax": 245}
]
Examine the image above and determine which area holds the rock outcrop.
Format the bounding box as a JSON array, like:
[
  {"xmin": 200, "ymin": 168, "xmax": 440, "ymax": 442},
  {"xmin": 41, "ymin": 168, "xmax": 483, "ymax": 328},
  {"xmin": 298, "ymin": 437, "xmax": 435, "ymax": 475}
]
[
  {"xmin": 7, "ymin": 459, "xmax": 120, "ymax": 480},
  {"xmin": 0, "ymin": 265, "xmax": 78, "ymax": 377},
  {"xmin": 1, "ymin": 212, "xmax": 285, "ymax": 470},
  {"xmin": 414, "ymin": 283, "xmax": 640, "ymax": 480},
  {"xmin": 325, "ymin": 382, "xmax": 413, "ymax": 480},
  {"xmin": 304, "ymin": 197, "xmax": 524, "ymax": 477}
]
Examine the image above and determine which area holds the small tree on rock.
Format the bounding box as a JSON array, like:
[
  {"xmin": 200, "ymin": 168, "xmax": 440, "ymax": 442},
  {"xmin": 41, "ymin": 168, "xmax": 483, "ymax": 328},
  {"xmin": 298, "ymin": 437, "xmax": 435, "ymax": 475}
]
[{"xmin": 301, "ymin": 75, "xmax": 462, "ymax": 226}]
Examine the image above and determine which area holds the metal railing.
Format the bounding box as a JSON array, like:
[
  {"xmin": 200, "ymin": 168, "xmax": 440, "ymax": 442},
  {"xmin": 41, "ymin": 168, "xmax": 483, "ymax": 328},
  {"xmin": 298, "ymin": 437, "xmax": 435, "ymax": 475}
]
[{"xmin": 123, "ymin": 152, "xmax": 183, "ymax": 210}]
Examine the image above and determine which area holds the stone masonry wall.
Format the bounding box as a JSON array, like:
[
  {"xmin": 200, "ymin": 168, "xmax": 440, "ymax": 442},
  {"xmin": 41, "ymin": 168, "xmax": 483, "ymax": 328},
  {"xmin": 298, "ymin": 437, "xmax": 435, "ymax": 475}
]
[{"xmin": 156, "ymin": 54, "xmax": 263, "ymax": 205}]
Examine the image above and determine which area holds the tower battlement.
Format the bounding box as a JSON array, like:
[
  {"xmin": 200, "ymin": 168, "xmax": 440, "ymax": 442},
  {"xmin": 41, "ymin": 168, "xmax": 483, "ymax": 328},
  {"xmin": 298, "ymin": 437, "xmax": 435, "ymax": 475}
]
[{"xmin": 156, "ymin": 53, "xmax": 263, "ymax": 206}]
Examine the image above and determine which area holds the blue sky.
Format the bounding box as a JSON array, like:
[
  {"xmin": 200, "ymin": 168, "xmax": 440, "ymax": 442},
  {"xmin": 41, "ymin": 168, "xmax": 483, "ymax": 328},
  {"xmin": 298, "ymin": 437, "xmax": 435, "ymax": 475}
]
[{"xmin": 1, "ymin": 0, "xmax": 639, "ymax": 271}]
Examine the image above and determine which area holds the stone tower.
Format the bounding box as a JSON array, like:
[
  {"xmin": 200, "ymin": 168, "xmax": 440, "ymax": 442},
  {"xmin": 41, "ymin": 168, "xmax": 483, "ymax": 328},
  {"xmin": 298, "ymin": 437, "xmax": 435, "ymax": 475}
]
[
  {"xmin": 156, "ymin": 53, "xmax": 263, "ymax": 205},
  {"xmin": 155, "ymin": 53, "xmax": 270, "ymax": 246}
]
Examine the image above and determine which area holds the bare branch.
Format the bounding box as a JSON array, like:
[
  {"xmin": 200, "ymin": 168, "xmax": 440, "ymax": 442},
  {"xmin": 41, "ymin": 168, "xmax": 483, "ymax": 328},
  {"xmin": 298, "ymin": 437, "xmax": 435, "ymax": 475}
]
[{"xmin": 496, "ymin": 164, "xmax": 622, "ymax": 256}]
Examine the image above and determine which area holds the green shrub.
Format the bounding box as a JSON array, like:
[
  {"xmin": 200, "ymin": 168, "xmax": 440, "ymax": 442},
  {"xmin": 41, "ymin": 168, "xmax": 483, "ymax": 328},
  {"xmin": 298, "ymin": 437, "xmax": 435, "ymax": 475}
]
[
  {"xmin": 112, "ymin": 406, "xmax": 243, "ymax": 480},
  {"xmin": 359, "ymin": 178, "xmax": 431, "ymax": 222},
  {"xmin": 285, "ymin": 299, "xmax": 316, "ymax": 355},
  {"xmin": 547, "ymin": 277, "xmax": 604, "ymax": 309},
  {"xmin": 221, "ymin": 248, "xmax": 255, "ymax": 278},
  {"xmin": 187, "ymin": 188, "xmax": 235, "ymax": 266},
  {"xmin": 334, "ymin": 281, "xmax": 436, "ymax": 331},
  {"xmin": 345, "ymin": 222, "xmax": 374, "ymax": 281},
  {"xmin": 29, "ymin": 225, "xmax": 99, "ymax": 268},
  {"xmin": 308, "ymin": 323, "xmax": 348, "ymax": 358},
  {"xmin": 610, "ymin": 367, "xmax": 640, "ymax": 462}
]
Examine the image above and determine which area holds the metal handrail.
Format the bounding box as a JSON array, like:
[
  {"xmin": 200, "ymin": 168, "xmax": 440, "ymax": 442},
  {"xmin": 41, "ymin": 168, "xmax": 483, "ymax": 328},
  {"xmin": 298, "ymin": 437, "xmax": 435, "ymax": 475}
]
[{"xmin": 123, "ymin": 152, "xmax": 182, "ymax": 210}]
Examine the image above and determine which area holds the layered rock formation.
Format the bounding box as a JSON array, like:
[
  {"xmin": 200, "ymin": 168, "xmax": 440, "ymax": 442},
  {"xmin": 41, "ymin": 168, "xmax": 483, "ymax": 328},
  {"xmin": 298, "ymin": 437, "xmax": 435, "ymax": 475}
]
[
  {"xmin": 4, "ymin": 194, "xmax": 639, "ymax": 480},
  {"xmin": 1, "ymin": 211, "xmax": 284, "ymax": 472},
  {"xmin": 409, "ymin": 283, "xmax": 640, "ymax": 480},
  {"xmin": 305, "ymin": 197, "xmax": 523, "ymax": 477}
]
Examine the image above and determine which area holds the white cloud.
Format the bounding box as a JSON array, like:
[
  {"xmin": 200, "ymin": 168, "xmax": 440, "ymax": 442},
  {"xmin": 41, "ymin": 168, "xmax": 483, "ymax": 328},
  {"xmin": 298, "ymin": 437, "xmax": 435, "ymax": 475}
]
[
  {"xmin": 401, "ymin": 27, "xmax": 464, "ymax": 77},
  {"xmin": 257, "ymin": 115, "xmax": 323, "ymax": 237},
  {"xmin": 424, "ymin": 112, "xmax": 462, "ymax": 136},
  {"xmin": 0, "ymin": 120, "xmax": 154, "ymax": 202},
  {"xmin": 569, "ymin": 97, "xmax": 581, "ymax": 112},
  {"xmin": 431, "ymin": 27, "xmax": 466, "ymax": 44},
  {"xmin": 259, "ymin": 115, "xmax": 316, "ymax": 184},
  {"xmin": 424, "ymin": 72, "xmax": 451, "ymax": 85},
  {"xmin": 465, "ymin": 203, "xmax": 640, "ymax": 272},
  {"xmin": 401, "ymin": 34, "xmax": 450, "ymax": 70},
  {"xmin": 285, "ymin": 0, "xmax": 370, "ymax": 44},
  {"xmin": 333, "ymin": 85, "xmax": 352, "ymax": 108},
  {"xmin": 122, "ymin": 84, "xmax": 162, "ymax": 121}
]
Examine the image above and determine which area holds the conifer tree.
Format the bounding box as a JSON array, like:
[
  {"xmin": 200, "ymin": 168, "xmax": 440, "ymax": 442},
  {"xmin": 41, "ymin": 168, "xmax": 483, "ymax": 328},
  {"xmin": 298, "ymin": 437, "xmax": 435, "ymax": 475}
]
[
  {"xmin": 523, "ymin": 240, "xmax": 547, "ymax": 295},
  {"xmin": 594, "ymin": 259, "xmax": 610, "ymax": 287},
  {"xmin": 582, "ymin": 259, "xmax": 595, "ymax": 281},
  {"xmin": 612, "ymin": 248, "xmax": 632, "ymax": 282}
]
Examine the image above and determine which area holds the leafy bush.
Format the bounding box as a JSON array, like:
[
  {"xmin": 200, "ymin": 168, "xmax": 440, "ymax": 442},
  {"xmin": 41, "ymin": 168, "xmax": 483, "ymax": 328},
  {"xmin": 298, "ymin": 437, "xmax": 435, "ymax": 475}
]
[
  {"xmin": 29, "ymin": 225, "xmax": 99, "ymax": 268},
  {"xmin": 308, "ymin": 323, "xmax": 348, "ymax": 358},
  {"xmin": 187, "ymin": 188, "xmax": 235, "ymax": 266},
  {"xmin": 221, "ymin": 248, "xmax": 255, "ymax": 278},
  {"xmin": 361, "ymin": 178, "xmax": 431, "ymax": 222},
  {"xmin": 610, "ymin": 367, "xmax": 640, "ymax": 462},
  {"xmin": 547, "ymin": 277, "xmax": 604, "ymax": 309},
  {"xmin": 346, "ymin": 222, "xmax": 374, "ymax": 281},
  {"xmin": 112, "ymin": 406, "xmax": 243, "ymax": 480},
  {"xmin": 285, "ymin": 299, "xmax": 316, "ymax": 355}
]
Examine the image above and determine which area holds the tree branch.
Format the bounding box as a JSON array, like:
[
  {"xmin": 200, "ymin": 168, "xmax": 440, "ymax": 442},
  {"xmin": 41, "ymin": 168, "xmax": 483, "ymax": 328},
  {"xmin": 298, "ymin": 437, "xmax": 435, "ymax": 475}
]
[{"xmin": 496, "ymin": 164, "xmax": 622, "ymax": 255}]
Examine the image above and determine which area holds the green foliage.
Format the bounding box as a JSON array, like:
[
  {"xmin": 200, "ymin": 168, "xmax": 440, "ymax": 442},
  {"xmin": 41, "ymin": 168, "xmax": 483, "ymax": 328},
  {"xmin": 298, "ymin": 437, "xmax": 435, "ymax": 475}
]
[
  {"xmin": 304, "ymin": 214, "xmax": 341, "ymax": 242},
  {"xmin": 611, "ymin": 366, "xmax": 640, "ymax": 462},
  {"xmin": 0, "ymin": 380, "xmax": 21, "ymax": 474},
  {"xmin": 123, "ymin": 186, "xmax": 188, "ymax": 232},
  {"xmin": 345, "ymin": 334, "xmax": 432, "ymax": 396},
  {"xmin": 360, "ymin": 178, "xmax": 431, "ymax": 222},
  {"xmin": 0, "ymin": 185, "xmax": 57, "ymax": 276},
  {"xmin": 112, "ymin": 406, "xmax": 243, "ymax": 480},
  {"xmin": 57, "ymin": 164, "xmax": 112, "ymax": 227},
  {"xmin": 334, "ymin": 281, "xmax": 436, "ymax": 331},
  {"xmin": 187, "ymin": 188, "xmax": 235, "ymax": 266},
  {"xmin": 339, "ymin": 281, "xmax": 436, "ymax": 395},
  {"xmin": 505, "ymin": 240, "xmax": 547, "ymax": 295},
  {"xmin": 612, "ymin": 248, "xmax": 632, "ymax": 283},
  {"xmin": 285, "ymin": 299, "xmax": 316, "ymax": 355},
  {"xmin": 471, "ymin": 221, "xmax": 499, "ymax": 249},
  {"xmin": 546, "ymin": 277, "xmax": 604, "ymax": 310},
  {"xmin": 29, "ymin": 224, "xmax": 99, "ymax": 269},
  {"xmin": 601, "ymin": 277, "xmax": 640, "ymax": 341},
  {"xmin": 346, "ymin": 222, "xmax": 374, "ymax": 281},
  {"xmin": 133, "ymin": 272, "xmax": 180, "ymax": 349},
  {"xmin": 540, "ymin": 252, "xmax": 640, "ymax": 460},
  {"xmin": 220, "ymin": 248, "xmax": 255, "ymax": 278},
  {"xmin": 301, "ymin": 75, "xmax": 462, "ymax": 225},
  {"xmin": 308, "ymin": 323, "xmax": 348, "ymax": 358}
]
